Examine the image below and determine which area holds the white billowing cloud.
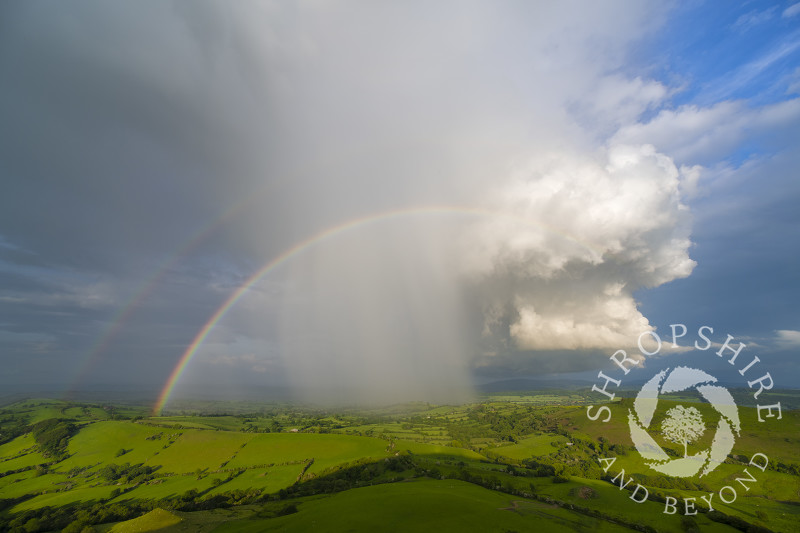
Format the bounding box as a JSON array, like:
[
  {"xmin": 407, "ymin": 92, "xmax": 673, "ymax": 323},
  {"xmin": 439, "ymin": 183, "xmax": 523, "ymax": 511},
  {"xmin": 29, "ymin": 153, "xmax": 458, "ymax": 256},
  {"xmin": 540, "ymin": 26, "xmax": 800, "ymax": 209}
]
[
  {"xmin": 510, "ymin": 288, "xmax": 651, "ymax": 351},
  {"xmin": 677, "ymin": 164, "xmax": 703, "ymax": 199},
  {"xmin": 613, "ymin": 98, "xmax": 800, "ymax": 166},
  {"xmin": 463, "ymin": 144, "xmax": 694, "ymax": 353},
  {"xmin": 570, "ymin": 75, "xmax": 670, "ymax": 134},
  {"xmin": 193, "ymin": 1, "xmax": 689, "ymax": 392},
  {"xmin": 3, "ymin": 1, "xmax": 694, "ymax": 392},
  {"xmin": 8, "ymin": 1, "xmax": 800, "ymax": 392}
]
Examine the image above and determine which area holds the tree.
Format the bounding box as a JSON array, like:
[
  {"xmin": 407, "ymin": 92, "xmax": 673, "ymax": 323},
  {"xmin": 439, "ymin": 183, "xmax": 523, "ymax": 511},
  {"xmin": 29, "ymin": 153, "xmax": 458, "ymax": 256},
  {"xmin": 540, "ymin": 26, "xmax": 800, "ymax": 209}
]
[
  {"xmin": 661, "ymin": 405, "xmax": 706, "ymax": 458},
  {"xmin": 23, "ymin": 517, "xmax": 41, "ymax": 533}
]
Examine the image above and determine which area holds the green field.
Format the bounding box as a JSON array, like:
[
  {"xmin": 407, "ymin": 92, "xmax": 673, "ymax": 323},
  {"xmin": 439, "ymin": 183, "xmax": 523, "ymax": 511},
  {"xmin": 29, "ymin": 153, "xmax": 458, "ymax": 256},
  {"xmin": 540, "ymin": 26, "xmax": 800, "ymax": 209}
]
[
  {"xmin": 13, "ymin": 485, "xmax": 118, "ymax": 512},
  {"xmin": 114, "ymin": 474, "xmax": 226, "ymax": 502},
  {"xmin": 490, "ymin": 433, "xmax": 566, "ymax": 461},
  {"xmin": 109, "ymin": 508, "xmax": 182, "ymax": 532},
  {"xmin": 148, "ymin": 415, "xmax": 252, "ymax": 431},
  {"xmin": 206, "ymin": 465, "xmax": 304, "ymax": 496},
  {"xmin": 55, "ymin": 421, "xmax": 171, "ymax": 472},
  {"xmin": 214, "ymin": 479, "xmax": 634, "ymax": 533},
  {"xmin": 0, "ymin": 392, "xmax": 797, "ymax": 532},
  {"xmin": 223, "ymin": 433, "xmax": 390, "ymax": 474}
]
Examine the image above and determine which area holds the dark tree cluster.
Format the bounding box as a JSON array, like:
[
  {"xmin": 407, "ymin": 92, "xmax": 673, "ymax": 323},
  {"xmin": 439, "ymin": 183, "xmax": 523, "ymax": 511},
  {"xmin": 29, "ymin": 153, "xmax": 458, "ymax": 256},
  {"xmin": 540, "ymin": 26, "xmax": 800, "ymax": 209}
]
[
  {"xmin": 98, "ymin": 463, "xmax": 158, "ymax": 484},
  {"xmin": 29, "ymin": 419, "xmax": 76, "ymax": 459}
]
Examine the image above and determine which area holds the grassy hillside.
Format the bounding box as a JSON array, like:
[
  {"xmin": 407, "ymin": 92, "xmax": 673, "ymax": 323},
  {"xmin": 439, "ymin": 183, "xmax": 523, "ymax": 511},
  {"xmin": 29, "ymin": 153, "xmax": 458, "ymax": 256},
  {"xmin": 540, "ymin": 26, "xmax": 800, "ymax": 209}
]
[
  {"xmin": 109, "ymin": 508, "xmax": 182, "ymax": 532},
  {"xmin": 214, "ymin": 479, "xmax": 632, "ymax": 533},
  {"xmin": 0, "ymin": 393, "xmax": 797, "ymax": 532}
]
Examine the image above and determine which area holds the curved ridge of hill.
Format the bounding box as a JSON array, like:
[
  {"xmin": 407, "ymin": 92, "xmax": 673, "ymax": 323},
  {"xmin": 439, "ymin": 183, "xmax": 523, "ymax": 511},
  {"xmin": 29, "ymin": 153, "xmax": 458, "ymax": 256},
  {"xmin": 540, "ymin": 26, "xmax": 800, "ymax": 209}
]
[{"xmin": 110, "ymin": 508, "xmax": 181, "ymax": 532}]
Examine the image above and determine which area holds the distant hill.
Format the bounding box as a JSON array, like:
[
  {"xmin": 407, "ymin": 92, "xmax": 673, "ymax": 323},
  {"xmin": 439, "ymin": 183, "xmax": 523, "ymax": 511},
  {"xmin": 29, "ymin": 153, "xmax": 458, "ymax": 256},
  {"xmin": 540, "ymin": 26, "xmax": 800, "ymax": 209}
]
[{"xmin": 477, "ymin": 378, "xmax": 593, "ymax": 393}]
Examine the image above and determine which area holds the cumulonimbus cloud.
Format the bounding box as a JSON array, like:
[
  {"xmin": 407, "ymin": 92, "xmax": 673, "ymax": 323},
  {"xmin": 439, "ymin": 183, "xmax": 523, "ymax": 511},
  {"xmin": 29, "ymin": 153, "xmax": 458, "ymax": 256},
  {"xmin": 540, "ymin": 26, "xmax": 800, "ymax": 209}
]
[
  {"xmin": 3, "ymin": 1, "xmax": 707, "ymax": 396},
  {"xmin": 462, "ymin": 144, "xmax": 695, "ymax": 357}
]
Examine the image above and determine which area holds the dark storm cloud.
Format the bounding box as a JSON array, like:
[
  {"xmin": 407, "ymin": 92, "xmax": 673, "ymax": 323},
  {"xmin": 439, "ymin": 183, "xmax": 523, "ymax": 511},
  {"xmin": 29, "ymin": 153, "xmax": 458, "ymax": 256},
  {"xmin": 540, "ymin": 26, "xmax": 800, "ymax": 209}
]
[
  {"xmin": 0, "ymin": 1, "xmax": 798, "ymax": 402},
  {"xmin": 0, "ymin": 2, "xmax": 298, "ymax": 271},
  {"xmin": 0, "ymin": 1, "xmax": 292, "ymax": 391}
]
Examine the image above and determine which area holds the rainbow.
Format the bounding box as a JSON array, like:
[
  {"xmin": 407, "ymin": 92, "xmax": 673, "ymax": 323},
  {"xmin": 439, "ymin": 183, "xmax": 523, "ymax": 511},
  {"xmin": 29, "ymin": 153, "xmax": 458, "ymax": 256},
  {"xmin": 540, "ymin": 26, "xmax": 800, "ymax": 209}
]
[
  {"xmin": 68, "ymin": 153, "xmax": 362, "ymax": 394},
  {"xmin": 65, "ymin": 208, "xmax": 234, "ymax": 395},
  {"xmin": 65, "ymin": 178, "xmax": 288, "ymax": 396},
  {"xmin": 152, "ymin": 205, "xmax": 601, "ymax": 414},
  {"xmin": 70, "ymin": 149, "xmax": 429, "ymax": 395}
]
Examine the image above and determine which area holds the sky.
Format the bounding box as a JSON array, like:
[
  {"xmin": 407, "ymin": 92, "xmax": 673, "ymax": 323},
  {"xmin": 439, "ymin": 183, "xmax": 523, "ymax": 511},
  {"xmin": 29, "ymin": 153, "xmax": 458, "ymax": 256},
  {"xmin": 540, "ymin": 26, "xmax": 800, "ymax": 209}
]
[{"xmin": 1, "ymin": 1, "xmax": 799, "ymax": 407}]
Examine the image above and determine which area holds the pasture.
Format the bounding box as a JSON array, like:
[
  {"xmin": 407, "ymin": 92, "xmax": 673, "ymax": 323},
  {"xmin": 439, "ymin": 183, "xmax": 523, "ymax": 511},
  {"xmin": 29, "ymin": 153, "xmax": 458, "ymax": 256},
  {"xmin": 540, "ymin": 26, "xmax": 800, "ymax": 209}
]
[
  {"xmin": 213, "ymin": 479, "xmax": 633, "ymax": 533},
  {"xmin": 0, "ymin": 393, "xmax": 796, "ymax": 532}
]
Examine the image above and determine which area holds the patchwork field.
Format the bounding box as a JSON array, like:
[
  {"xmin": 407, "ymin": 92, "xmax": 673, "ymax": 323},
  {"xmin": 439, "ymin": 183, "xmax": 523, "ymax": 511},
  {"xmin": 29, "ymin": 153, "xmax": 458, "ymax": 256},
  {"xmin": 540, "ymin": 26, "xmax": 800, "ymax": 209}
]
[
  {"xmin": 0, "ymin": 392, "xmax": 797, "ymax": 532},
  {"xmin": 489, "ymin": 433, "xmax": 567, "ymax": 460}
]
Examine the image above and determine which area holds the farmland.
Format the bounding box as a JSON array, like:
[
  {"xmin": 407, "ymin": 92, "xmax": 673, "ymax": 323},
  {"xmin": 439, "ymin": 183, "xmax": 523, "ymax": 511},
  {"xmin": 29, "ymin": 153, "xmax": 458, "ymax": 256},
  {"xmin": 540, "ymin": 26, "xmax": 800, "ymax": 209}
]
[{"xmin": 0, "ymin": 392, "xmax": 798, "ymax": 532}]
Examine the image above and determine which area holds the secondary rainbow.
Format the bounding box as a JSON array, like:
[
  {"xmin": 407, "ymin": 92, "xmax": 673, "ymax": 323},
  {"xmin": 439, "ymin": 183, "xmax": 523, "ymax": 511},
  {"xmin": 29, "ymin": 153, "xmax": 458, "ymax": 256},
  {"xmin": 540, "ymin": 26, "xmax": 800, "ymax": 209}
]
[
  {"xmin": 152, "ymin": 205, "xmax": 601, "ymax": 414},
  {"xmin": 66, "ymin": 177, "xmax": 292, "ymax": 396}
]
